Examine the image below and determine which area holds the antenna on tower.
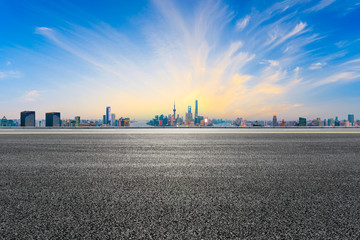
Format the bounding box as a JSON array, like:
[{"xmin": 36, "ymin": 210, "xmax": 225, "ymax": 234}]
[{"xmin": 173, "ymin": 100, "xmax": 176, "ymax": 118}]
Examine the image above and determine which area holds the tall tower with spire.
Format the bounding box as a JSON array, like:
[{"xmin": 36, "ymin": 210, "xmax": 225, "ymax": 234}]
[
  {"xmin": 195, "ymin": 100, "xmax": 198, "ymax": 119},
  {"xmin": 173, "ymin": 100, "xmax": 176, "ymax": 119}
]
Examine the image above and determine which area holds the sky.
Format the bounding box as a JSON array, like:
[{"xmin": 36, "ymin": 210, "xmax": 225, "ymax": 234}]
[{"xmin": 1, "ymin": 0, "xmax": 360, "ymax": 121}]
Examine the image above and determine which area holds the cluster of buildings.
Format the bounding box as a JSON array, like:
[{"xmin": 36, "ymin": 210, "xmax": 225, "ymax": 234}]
[
  {"xmin": 102, "ymin": 106, "xmax": 130, "ymax": 127},
  {"xmin": 232, "ymin": 114, "xmax": 360, "ymax": 127},
  {"xmin": 297, "ymin": 115, "xmax": 359, "ymax": 127},
  {"xmin": 0, "ymin": 107, "xmax": 130, "ymax": 127},
  {"xmin": 147, "ymin": 100, "xmax": 212, "ymax": 127},
  {"xmin": 1, "ymin": 105, "xmax": 359, "ymax": 128}
]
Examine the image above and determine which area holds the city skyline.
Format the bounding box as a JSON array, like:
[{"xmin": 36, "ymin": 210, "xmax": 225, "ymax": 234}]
[
  {"xmin": 1, "ymin": 100, "xmax": 359, "ymax": 123},
  {"xmin": 1, "ymin": 0, "xmax": 360, "ymax": 119},
  {"xmin": 1, "ymin": 101, "xmax": 360, "ymax": 127}
]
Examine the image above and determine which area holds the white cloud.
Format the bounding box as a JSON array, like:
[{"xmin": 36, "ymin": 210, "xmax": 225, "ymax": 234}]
[
  {"xmin": 35, "ymin": 27, "xmax": 54, "ymax": 34},
  {"xmin": 309, "ymin": 62, "xmax": 326, "ymax": 70},
  {"xmin": 278, "ymin": 22, "xmax": 307, "ymax": 44},
  {"xmin": 335, "ymin": 41, "xmax": 348, "ymax": 48},
  {"xmin": 0, "ymin": 70, "xmax": 21, "ymax": 79},
  {"xmin": 305, "ymin": 0, "xmax": 336, "ymax": 12},
  {"xmin": 268, "ymin": 60, "xmax": 280, "ymax": 67},
  {"xmin": 31, "ymin": 0, "xmax": 346, "ymax": 119},
  {"xmin": 236, "ymin": 15, "xmax": 250, "ymax": 31},
  {"xmin": 342, "ymin": 58, "xmax": 360, "ymax": 65},
  {"xmin": 314, "ymin": 72, "xmax": 360, "ymax": 86},
  {"xmin": 23, "ymin": 90, "xmax": 40, "ymax": 102},
  {"xmin": 268, "ymin": 22, "xmax": 308, "ymax": 49},
  {"xmin": 260, "ymin": 60, "xmax": 280, "ymax": 67}
]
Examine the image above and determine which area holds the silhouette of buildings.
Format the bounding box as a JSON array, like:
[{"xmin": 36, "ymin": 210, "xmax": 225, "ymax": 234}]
[
  {"xmin": 348, "ymin": 114, "xmax": 355, "ymax": 126},
  {"xmin": 272, "ymin": 114, "xmax": 278, "ymax": 127},
  {"xmin": 75, "ymin": 116, "xmax": 80, "ymax": 127},
  {"xmin": 46, "ymin": 112, "xmax": 61, "ymax": 127},
  {"xmin": 20, "ymin": 111, "xmax": 35, "ymax": 127},
  {"xmin": 299, "ymin": 117, "xmax": 306, "ymax": 126},
  {"xmin": 106, "ymin": 106, "xmax": 111, "ymax": 125},
  {"xmin": 195, "ymin": 100, "xmax": 198, "ymax": 119}
]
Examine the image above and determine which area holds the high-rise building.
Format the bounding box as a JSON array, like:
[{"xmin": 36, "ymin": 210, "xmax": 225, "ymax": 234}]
[
  {"xmin": 111, "ymin": 113, "xmax": 116, "ymax": 126},
  {"xmin": 46, "ymin": 112, "xmax": 61, "ymax": 127},
  {"xmin": 348, "ymin": 114, "xmax": 355, "ymax": 126},
  {"xmin": 280, "ymin": 119, "xmax": 286, "ymax": 126},
  {"xmin": 195, "ymin": 100, "xmax": 198, "ymax": 119},
  {"xmin": 185, "ymin": 106, "xmax": 193, "ymax": 124},
  {"xmin": 106, "ymin": 106, "xmax": 111, "ymax": 125},
  {"xmin": 75, "ymin": 116, "xmax": 80, "ymax": 127},
  {"xmin": 103, "ymin": 115, "xmax": 106, "ymax": 125},
  {"xmin": 20, "ymin": 111, "xmax": 35, "ymax": 127},
  {"xmin": 327, "ymin": 118, "xmax": 334, "ymax": 126},
  {"xmin": 173, "ymin": 101, "xmax": 176, "ymax": 119},
  {"xmin": 272, "ymin": 114, "xmax": 278, "ymax": 127},
  {"xmin": 299, "ymin": 117, "xmax": 306, "ymax": 126}
]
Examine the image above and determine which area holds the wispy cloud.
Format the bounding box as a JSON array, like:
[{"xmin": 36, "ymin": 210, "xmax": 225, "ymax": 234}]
[
  {"xmin": 18, "ymin": 0, "xmax": 359, "ymax": 119},
  {"xmin": 273, "ymin": 22, "xmax": 308, "ymax": 47},
  {"xmin": 342, "ymin": 58, "xmax": 360, "ymax": 65},
  {"xmin": 305, "ymin": 0, "xmax": 336, "ymax": 12},
  {"xmin": 309, "ymin": 62, "xmax": 326, "ymax": 70},
  {"xmin": 0, "ymin": 70, "xmax": 21, "ymax": 79},
  {"xmin": 30, "ymin": 1, "xmax": 320, "ymax": 118},
  {"xmin": 314, "ymin": 72, "xmax": 360, "ymax": 86},
  {"xmin": 23, "ymin": 90, "xmax": 40, "ymax": 102},
  {"xmin": 236, "ymin": 15, "xmax": 250, "ymax": 31}
]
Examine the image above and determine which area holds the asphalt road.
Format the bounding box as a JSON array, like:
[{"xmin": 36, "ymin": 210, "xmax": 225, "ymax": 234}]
[{"xmin": 1, "ymin": 132, "xmax": 360, "ymax": 239}]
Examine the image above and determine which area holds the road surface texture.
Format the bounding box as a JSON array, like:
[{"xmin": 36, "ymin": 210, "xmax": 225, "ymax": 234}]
[{"xmin": 1, "ymin": 130, "xmax": 360, "ymax": 239}]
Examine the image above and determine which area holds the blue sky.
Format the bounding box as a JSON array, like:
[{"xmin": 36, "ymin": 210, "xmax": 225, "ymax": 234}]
[{"xmin": 1, "ymin": 0, "xmax": 360, "ymax": 120}]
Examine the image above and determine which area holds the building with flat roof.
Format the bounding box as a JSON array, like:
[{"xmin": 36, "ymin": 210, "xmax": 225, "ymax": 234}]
[
  {"xmin": 348, "ymin": 114, "xmax": 355, "ymax": 126},
  {"xmin": 46, "ymin": 112, "xmax": 61, "ymax": 127},
  {"xmin": 299, "ymin": 117, "xmax": 306, "ymax": 126},
  {"xmin": 20, "ymin": 111, "xmax": 35, "ymax": 127}
]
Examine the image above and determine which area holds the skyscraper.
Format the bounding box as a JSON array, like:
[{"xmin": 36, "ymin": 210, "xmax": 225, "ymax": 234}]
[
  {"xmin": 75, "ymin": 116, "xmax": 80, "ymax": 127},
  {"xmin": 195, "ymin": 100, "xmax": 198, "ymax": 119},
  {"xmin": 328, "ymin": 118, "xmax": 334, "ymax": 126},
  {"xmin": 173, "ymin": 101, "xmax": 176, "ymax": 119},
  {"xmin": 46, "ymin": 112, "xmax": 61, "ymax": 127},
  {"xmin": 272, "ymin": 114, "xmax": 278, "ymax": 127},
  {"xmin": 20, "ymin": 111, "xmax": 35, "ymax": 127},
  {"xmin": 348, "ymin": 114, "xmax": 355, "ymax": 126},
  {"xmin": 299, "ymin": 117, "xmax": 306, "ymax": 126},
  {"xmin": 111, "ymin": 113, "xmax": 116, "ymax": 126},
  {"xmin": 185, "ymin": 106, "xmax": 193, "ymax": 124},
  {"xmin": 106, "ymin": 106, "xmax": 111, "ymax": 125}
]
